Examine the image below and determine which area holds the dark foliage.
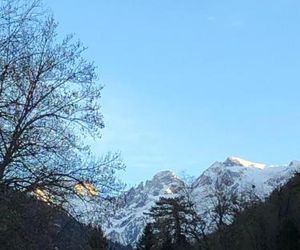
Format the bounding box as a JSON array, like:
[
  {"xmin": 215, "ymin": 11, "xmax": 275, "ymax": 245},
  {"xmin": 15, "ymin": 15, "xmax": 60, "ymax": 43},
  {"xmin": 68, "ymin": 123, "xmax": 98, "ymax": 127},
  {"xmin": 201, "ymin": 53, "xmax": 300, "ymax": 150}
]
[
  {"xmin": 196, "ymin": 173, "xmax": 300, "ymax": 250},
  {"xmin": 0, "ymin": 189, "xmax": 108, "ymax": 250},
  {"xmin": 88, "ymin": 225, "xmax": 108, "ymax": 250},
  {"xmin": 139, "ymin": 196, "xmax": 197, "ymax": 250},
  {"xmin": 108, "ymin": 241, "xmax": 133, "ymax": 250},
  {"xmin": 135, "ymin": 223, "xmax": 155, "ymax": 250}
]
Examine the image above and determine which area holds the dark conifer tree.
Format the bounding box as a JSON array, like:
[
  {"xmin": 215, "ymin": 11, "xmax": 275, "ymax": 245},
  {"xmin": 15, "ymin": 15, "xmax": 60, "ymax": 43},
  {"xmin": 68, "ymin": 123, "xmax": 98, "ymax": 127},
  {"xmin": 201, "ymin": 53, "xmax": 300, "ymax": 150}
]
[
  {"xmin": 160, "ymin": 234, "xmax": 173, "ymax": 250},
  {"xmin": 277, "ymin": 219, "xmax": 300, "ymax": 250},
  {"xmin": 136, "ymin": 223, "xmax": 155, "ymax": 250},
  {"xmin": 88, "ymin": 225, "xmax": 108, "ymax": 250},
  {"xmin": 145, "ymin": 196, "xmax": 195, "ymax": 249}
]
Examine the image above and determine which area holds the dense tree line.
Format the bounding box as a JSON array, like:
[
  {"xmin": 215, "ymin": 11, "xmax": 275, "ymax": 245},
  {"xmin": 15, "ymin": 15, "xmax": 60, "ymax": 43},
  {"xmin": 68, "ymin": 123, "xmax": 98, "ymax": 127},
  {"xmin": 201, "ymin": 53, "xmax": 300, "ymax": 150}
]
[
  {"xmin": 0, "ymin": 189, "xmax": 108, "ymax": 250},
  {"xmin": 221, "ymin": 173, "xmax": 300, "ymax": 250}
]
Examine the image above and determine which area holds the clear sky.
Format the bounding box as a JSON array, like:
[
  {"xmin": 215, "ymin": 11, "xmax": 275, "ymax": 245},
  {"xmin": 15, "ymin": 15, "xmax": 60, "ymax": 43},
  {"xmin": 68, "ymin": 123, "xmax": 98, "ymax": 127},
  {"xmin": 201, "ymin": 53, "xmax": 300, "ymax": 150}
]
[{"xmin": 47, "ymin": 0, "xmax": 300, "ymax": 186}]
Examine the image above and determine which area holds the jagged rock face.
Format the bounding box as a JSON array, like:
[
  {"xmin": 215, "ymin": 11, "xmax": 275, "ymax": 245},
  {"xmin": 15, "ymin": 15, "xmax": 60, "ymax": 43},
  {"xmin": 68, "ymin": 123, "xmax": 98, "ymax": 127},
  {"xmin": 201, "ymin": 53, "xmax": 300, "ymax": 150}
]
[
  {"xmin": 104, "ymin": 157, "xmax": 300, "ymax": 246},
  {"xmin": 104, "ymin": 171, "xmax": 184, "ymax": 244}
]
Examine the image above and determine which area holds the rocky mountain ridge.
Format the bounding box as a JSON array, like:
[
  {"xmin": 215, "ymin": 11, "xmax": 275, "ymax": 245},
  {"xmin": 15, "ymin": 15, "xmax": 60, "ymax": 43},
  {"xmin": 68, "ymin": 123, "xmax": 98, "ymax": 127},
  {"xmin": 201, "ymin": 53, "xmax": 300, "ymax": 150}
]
[{"xmin": 104, "ymin": 157, "xmax": 300, "ymax": 245}]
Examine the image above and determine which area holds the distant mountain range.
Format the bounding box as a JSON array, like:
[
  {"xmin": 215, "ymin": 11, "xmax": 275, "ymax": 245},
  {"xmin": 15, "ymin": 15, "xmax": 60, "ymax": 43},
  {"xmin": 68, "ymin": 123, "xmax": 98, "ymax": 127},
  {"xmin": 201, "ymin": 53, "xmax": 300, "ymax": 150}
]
[{"xmin": 103, "ymin": 157, "xmax": 300, "ymax": 245}]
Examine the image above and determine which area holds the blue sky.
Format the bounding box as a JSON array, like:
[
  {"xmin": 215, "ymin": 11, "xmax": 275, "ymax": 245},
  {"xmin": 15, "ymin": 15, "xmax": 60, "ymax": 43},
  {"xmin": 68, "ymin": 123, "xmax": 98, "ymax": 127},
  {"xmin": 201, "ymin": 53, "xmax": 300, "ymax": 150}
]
[{"xmin": 47, "ymin": 0, "xmax": 300, "ymax": 186}]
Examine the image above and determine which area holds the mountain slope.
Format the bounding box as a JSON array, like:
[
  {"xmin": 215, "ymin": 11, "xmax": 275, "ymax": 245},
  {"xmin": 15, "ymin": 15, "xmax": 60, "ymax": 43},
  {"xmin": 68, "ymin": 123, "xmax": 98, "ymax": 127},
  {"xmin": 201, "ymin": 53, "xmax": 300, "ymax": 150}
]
[
  {"xmin": 105, "ymin": 171, "xmax": 184, "ymax": 244},
  {"xmin": 104, "ymin": 157, "xmax": 300, "ymax": 245}
]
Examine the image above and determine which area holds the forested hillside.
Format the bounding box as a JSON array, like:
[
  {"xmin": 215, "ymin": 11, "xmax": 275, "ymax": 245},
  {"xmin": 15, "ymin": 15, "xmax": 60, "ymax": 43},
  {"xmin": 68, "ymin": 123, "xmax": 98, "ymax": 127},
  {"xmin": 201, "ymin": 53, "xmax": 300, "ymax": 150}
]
[
  {"xmin": 0, "ymin": 189, "xmax": 107, "ymax": 250},
  {"xmin": 136, "ymin": 173, "xmax": 300, "ymax": 250}
]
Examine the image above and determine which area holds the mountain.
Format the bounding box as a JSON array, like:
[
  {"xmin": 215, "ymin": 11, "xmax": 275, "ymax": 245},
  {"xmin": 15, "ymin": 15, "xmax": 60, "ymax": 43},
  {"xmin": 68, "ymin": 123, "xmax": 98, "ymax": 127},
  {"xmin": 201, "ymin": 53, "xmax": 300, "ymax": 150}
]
[
  {"xmin": 104, "ymin": 157, "xmax": 300, "ymax": 246},
  {"xmin": 104, "ymin": 171, "xmax": 184, "ymax": 244}
]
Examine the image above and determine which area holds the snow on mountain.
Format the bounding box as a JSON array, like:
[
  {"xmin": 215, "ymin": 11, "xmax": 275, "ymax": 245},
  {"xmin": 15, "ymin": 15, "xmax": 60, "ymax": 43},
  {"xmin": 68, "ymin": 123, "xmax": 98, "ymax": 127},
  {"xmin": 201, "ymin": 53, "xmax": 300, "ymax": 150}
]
[
  {"xmin": 223, "ymin": 156, "xmax": 266, "ymax": 169},
  {"xmin": 191, "ymin": 157, "xmax": 300, "ymax": 217},
  {"xmin": 104, "ymin": 171, "xmax": 184, "ymax": 244},
  {"xmin": 104, "ymin": 157, "xmax": 300, "ymax": 245}
]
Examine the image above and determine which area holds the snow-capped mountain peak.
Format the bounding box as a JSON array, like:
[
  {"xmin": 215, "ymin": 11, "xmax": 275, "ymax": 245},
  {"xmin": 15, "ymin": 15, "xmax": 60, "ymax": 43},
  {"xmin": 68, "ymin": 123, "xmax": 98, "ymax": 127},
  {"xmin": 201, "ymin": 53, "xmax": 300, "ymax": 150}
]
[
  {"xmin": 104, "ymin": 158, "xmax": 300, "ymax": 245},
  {"xmin": 151, "ymin": 170, "xmax": 179, "ymax": 182},
  {"xmin": 224, "ymin": 156, "xmax": 266, "ymax": 169}
]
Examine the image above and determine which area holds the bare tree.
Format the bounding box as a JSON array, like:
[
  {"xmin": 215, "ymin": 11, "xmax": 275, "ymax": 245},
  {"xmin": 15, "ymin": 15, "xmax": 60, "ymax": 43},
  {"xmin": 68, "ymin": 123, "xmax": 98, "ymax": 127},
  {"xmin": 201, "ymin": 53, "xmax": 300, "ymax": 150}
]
[
  {"xmin": 0, "ymin": 0, "xmax": 124, "ymax": 206},
  {"xmin": 180, "ymin": 178, "xmax": 209, "ymax": 248},
  {"xmin": 205, "ymin": 182, "xmax": 242, "ymax": 250}
]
